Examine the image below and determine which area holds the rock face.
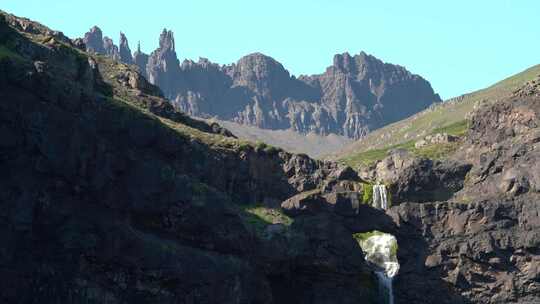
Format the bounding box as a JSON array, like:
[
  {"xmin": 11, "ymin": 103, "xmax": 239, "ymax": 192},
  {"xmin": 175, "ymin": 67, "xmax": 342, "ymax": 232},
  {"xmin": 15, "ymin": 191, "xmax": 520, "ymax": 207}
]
[
  {"xmin": 168, "ymin": 51, "xmax": 441, "ymax": 139},
  {"xmin": 133, "ymin": 41, "xmax": 148, "ymax": 73},
  {"xmin": 83, "ymin": 26, "xmax": 131, "ymax": 64},
  {"xmin": 390, "ymin": 199, "xmax": 540, "ymax": 304},
  {"xmin": 102, "ymin": 35, "xmax": 119, "ymax": 60},
  {"xmin": 145, "ymin": 29, "xmax": 181, "ymax": 98},
  {"xmin": 415, "ymin": 132, "xmax": 458, "ymax": 148},
  {"xmin": 0, "ymin": 12, "xmax": 387, "ymax": 304},
  {"xmin": 360, "ymin": 149, "xmax": 472, "ymax": 203},
  {"xmin": 454, "ymin": 78, "xmax": 540, "ymax": 202},
  {"xmin": 83, "ymin": 25, "xmax": 105, "ymax": 54},
  {"xmin": 118, "ymin": 32, "xmax": 133, "ymax": 64},
  {"xmin": 83, "ymin": 27, "xmax": 441, "ymax": 139}
]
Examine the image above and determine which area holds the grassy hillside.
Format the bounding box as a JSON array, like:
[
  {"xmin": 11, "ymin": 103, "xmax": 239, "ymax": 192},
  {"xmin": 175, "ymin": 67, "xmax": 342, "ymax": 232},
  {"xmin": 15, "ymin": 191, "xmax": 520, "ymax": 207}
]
[{"xmin": 336, "ymin": 64, "xmax": 540, "ymax": 168}]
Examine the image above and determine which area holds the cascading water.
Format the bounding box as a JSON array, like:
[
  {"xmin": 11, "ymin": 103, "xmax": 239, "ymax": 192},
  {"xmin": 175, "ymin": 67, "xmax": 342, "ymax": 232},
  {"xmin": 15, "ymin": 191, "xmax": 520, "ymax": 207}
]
[
  {"xmin": 357, "ymin": 184, "xmax": 397, "ymax": 303},
  {"xmin": 358, "ymin": 233, "xmax": 399, "ymax": 304},
  {"xmin": 372, "ymin": 184, "xmax": 389, "ymax": 210}
]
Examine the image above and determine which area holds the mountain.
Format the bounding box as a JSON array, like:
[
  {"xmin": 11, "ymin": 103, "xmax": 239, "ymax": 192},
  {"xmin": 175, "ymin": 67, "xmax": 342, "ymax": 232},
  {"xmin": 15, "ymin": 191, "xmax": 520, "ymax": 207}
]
[
  {"xmin": 336, "ymin": 64, "xmax": 540, "ymax": 167},
  {"xmin": 82, "ymin": 27, "xmax": 441, "ymax": 142}
]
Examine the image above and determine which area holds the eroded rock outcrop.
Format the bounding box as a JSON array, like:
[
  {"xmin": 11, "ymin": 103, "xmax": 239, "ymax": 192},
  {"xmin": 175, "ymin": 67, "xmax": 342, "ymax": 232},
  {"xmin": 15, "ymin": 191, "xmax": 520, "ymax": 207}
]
[
  {"xmin": 389, "ymin": 199, "xmax": 540, "ymax": 303},
  {"xmin": 360, "ymin": 149, "xmax": 471, "ymax": 203},
  {"xmin": 455, "ymin": 78, "xmax": 540, "ymax": 201},
  {"xmin": 118, "ymin": 32, "xmax": 133, "ymax": 64}
]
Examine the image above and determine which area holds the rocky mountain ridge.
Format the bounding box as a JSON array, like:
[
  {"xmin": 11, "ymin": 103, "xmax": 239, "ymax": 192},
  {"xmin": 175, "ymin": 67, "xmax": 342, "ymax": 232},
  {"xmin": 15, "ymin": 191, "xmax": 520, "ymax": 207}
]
[{"xmin": 82, "ymin": 27, "xmax": 441, "ymax": 140}]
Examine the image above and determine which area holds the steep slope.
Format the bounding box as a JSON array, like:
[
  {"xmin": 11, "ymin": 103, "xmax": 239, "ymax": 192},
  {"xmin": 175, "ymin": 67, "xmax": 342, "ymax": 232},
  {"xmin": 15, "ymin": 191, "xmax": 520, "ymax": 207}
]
[
  {"xmin": 337, "ymin": 64, "xmax": 540, "ymax": 166},
  {"xmin": 390, "ymin": 80, "xmax": 540, "ymax": 303},
  {"xmin": 82, "ymin": 27, "xmax": 441, "ymax": 142},
  {"xmin": 0, "ymin": 11, "xmax": 398, "ymax": 304}
]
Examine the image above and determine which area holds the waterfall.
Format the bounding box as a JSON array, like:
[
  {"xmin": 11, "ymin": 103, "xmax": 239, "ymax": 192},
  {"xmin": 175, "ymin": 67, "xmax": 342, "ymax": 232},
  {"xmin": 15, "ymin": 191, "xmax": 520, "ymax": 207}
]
[
  {"xmin": 372, "ymin": 184, "xmax": 389, "ymax": 210},
  {"xmin": 358, "ymin": 233, "xmax": 399, "ymax": 304}
]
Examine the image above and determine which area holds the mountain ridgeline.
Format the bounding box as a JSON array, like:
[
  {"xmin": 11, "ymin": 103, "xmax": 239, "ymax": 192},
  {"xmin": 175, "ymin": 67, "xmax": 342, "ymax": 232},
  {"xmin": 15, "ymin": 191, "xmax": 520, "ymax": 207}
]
[{"xmin": 83, "ymin": 27, "xmax": 441, "ymax": 139}]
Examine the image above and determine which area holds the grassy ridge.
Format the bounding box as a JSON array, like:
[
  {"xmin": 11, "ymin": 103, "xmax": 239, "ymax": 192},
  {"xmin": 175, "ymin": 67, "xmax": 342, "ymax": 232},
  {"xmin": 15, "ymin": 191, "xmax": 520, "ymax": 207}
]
[{"xmin": 336, "ymin": 64, "xmax": 540, "ymax": 165}]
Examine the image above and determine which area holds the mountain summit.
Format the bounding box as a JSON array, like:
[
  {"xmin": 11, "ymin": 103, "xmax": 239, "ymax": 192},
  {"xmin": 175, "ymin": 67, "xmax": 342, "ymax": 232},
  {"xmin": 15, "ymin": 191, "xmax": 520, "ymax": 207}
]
[{"xmin": 82, "ymin": 28, "xmax": 441, "ymax": 140}]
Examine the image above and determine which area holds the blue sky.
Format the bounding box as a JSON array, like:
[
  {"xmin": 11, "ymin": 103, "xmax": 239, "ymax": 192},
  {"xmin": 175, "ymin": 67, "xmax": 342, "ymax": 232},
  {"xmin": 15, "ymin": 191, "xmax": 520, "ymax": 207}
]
[{"xmin": 2, "ymin": 0, "xmax": 539, "ymax": 99}]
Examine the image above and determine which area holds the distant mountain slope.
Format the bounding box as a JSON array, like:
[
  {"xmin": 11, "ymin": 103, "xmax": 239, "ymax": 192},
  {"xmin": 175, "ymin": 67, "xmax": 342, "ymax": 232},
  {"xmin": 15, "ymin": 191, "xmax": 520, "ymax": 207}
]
[
  {"xmin": 335, "ymin": 64, "xmax": 540, "ymax": 166},
  {"xmin": 82, "ymin": 27, "xmax": 441, "ymax": 140},
  {"xmin": 216, "ymin": 120, "xmax": 353, "ymax": 158}
]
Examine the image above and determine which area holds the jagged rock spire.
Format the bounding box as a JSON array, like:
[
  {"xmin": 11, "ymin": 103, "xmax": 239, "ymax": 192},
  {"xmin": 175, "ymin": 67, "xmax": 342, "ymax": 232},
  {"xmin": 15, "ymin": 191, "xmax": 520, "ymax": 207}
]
[
  {"xmin": 119, "ymin": 32, "xmax": 133, "ymax": 64},
  {"xmin": 83, "ymin": 25, "xmax": 105, "ymax": 54},
  {"xmin": 159, "ymin": 28, "xmax": 175, "ymax": 52}
]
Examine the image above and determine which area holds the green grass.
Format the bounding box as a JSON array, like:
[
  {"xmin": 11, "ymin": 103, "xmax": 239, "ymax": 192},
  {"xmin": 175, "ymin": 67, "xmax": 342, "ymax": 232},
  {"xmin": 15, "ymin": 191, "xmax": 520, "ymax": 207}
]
[
  {"xmin": 340, "ymin": 135, "xmax": 461, "ymax": 168},
  {"xmin": 0, "ymin": 45, "xmax": 23, "ymax": 61},
  {"xmin": 341, "ymin": 140, "xmax": 415, "ymax": 167},
  {"xmin": 432, "ymin": 120, "xmax": 469, "ymax": 137},
  {"xmin": 362, "ymin": 183, "xmax": 374, "ymax": 204},
  {"xmin": 240, "ymin": 204, "xmax": 293, "ymax": 236},
  {"xmin": 336, "ymin": 64, "xmax": 540, "ymax": 161},
  {"xmin": 353, "ymin": 231, "xmax": 385, "ymax": 243},
  {"xmin": 414, "ymin": 141, "xmax": 460, "ymax": 160}
]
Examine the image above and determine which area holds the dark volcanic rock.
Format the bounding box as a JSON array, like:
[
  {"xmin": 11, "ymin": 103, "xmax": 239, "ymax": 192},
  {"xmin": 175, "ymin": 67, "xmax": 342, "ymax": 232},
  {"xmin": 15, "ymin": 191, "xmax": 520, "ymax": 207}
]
[
  {"xmin": 389, "ymin": 199, "xmax": 540, "ymax": 303},
  {"xmin": 454, "ymin": 78, "xmax": 540, "ymax": 202},
  {"xmin": 361, "ymin": 149, "xmax": 472, "ymax": 203}
]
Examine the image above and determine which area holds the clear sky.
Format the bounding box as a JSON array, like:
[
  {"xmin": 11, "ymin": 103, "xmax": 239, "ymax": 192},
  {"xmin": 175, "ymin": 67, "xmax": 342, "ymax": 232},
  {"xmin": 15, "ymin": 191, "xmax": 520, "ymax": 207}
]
[{"xmin": 2, "ymin": 0, "xmax": 539, "ymax": 99}]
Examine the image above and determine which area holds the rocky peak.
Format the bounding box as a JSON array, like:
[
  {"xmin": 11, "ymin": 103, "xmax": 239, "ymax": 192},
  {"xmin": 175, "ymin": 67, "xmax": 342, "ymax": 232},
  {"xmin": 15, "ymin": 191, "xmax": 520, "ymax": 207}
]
[
  {"xmin": 83, "ymin": 25, "xmax": 105, "ymax": 54},
  {"xmin": 133, "ymin": 41, "xmax": 149, "ymax": 73},
  {"xmin": 79, "ymin": 24, "xmax": 440, "ymax": 141},
  {"xmin": 230, "ymin": 53, "xmax": 294, "ymax": 98},
  {"xmin": 332, "ymin": 52, "xmax": 356, "ymax": 73},
  {"xmin": 158, "ymin": 28, "xmax": 175, "ymax": 52},
  {"xmin": 102, "ymin": 36, "xmax": 119, "ymax": 60},
  {"xmin": 119, "ymin": 32, "xmax": 133, "ymax": 64},
  {"xmin": 146, "ymin": 29, "xmax": 181, "ymax": 97}
]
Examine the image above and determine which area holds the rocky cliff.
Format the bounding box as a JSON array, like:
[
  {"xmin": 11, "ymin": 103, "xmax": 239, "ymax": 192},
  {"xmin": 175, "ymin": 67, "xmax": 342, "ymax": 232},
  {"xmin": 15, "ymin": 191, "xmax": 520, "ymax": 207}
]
[
  {"xmin": 82, "ymin": 27, "xmax": 441, "ymax": 140},
  {"xmin": 362, "ymin": 75, "xmax": 540, "ymax": 303},
  {"xmin": 0, "ymin": 11, "xmax": 391, "ymax": 304},
  {"xmin": 390, "ymin": 198, "xmax": 540, "ymax": 304}
]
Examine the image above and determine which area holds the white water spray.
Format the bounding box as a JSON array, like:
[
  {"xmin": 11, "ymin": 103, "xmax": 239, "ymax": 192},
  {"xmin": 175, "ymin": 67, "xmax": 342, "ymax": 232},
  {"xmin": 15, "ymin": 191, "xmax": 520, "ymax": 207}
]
[
  {"xmin": 358, "ymin": 233, "xmax": 398, "ymax": 304},
  {"xmin": 372, "ymin": 184, "xmax": 389, "ymax": 210}
]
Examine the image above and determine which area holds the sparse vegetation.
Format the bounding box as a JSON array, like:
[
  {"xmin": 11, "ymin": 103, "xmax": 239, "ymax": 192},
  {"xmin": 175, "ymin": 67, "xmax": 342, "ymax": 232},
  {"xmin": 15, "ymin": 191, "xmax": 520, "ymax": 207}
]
[
  {"xmin": 240, "ymin": 203, "xmax": 293, "ymax": 236},
  {"xmin": 342, "ymin": 141, "xmax": 461, "ymax": 169},
  {"xmin": 336, "ymin": 64, "xmax": 540, "ymax": 162},
  {"xmin": 362, "ymin": 183, "xmax": 374, "ymax": 204},
  {"xmin": 353, "ymin": 230, "xmax": 384, "ymax": 243},
  {"xmin": 0, "ymin": 45, "xmax": 23, "ymax": 61},
  {"xmin": 341, "ymin": 140, "xmax": 415, "ymax": 167},
  {"xmin": 432, "ymin": 120, "xmax": 469, "ymax": 137}
]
